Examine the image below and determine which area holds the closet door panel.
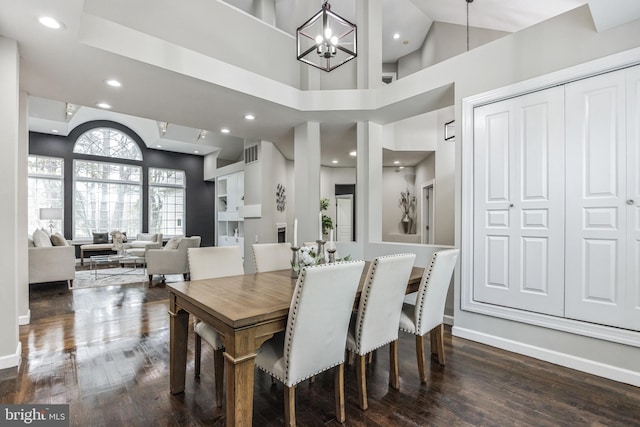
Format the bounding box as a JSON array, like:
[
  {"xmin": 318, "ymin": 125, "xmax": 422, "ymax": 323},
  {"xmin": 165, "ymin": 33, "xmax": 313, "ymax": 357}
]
[
  {"xmin": 565, "ymin": 69, "xmax": 629, "ymax": 328},
  {"xmin": 474, "ymin": 87, "xmax": 565, "ymax": 315}
]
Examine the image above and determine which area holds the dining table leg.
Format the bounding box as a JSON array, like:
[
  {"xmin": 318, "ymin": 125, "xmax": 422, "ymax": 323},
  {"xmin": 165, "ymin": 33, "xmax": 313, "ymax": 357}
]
[
  {"xmin": 224, "ymin": 329, "xmax": 257, "ymax": 427},
  {"xmin": 169, "ymin": 297, "xmax": 189, "ymax": 394}
]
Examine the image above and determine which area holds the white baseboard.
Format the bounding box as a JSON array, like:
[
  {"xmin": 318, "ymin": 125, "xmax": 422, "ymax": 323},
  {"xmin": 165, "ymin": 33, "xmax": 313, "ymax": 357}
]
[
  {"xmin": 0, "ymin": 341, "xmax": 21, "ymax": 370},
  {"xmin": 443, "ymin": 314, "xmax": 454, "ymax": 326},
  {"xmin": 452, "ymin": 326, "xmax": 640, "ymax": 388},
  {"xmin": 18, "ymin": 309, "xmax": 31, "ymax": 325}
]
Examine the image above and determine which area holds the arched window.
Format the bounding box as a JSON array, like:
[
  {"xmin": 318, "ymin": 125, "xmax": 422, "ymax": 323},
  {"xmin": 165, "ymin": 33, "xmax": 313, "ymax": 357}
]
[
  {"xmin": 73, "ymin": 127, "xmax": 143, "ymax": 161},
  {"xmin": 72, "ymin": 127, "xmax": 143, "ymax": 239}
]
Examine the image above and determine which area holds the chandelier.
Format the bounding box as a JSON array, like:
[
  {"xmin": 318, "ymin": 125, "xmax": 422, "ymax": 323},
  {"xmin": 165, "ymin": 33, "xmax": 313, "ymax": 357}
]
[{"xmin": 296, "ymin": 1, "xmax": 357, "ymax": 72}]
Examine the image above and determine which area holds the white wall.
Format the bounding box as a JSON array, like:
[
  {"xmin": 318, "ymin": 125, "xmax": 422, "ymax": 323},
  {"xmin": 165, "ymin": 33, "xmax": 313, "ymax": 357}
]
[
  {"xmin": 0, "ymin": 37, "xmax": 21, "ymax": 369},
  {"xmin": 244, "ymin": 141, "xmax": 288, "ymax": 272},
  {"xmin": 398, "ymin": 21, "xmax": 509, "ymax": 79}
]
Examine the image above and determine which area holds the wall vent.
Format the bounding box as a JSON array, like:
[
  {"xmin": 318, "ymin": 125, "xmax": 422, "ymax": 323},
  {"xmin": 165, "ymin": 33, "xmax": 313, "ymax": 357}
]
[{"xmin": 244, "ymin": 145, "xmax": 259, "ymax": 163}]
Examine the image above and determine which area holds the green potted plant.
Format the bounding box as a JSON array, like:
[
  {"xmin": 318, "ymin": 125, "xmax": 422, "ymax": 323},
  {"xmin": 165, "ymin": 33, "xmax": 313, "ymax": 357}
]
[{"xmin": 320, "ymin": 198, "xmax": 333, "ymax": 236}]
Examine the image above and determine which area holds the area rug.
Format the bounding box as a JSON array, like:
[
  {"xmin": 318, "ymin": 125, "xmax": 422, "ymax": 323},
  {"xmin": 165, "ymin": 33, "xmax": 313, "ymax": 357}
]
[{"xmin": 73, "ymin": 268, "xmax": 184, "ymax": 290}]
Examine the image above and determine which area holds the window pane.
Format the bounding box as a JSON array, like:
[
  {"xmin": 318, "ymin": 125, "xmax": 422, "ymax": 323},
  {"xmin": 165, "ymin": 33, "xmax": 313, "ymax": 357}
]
[
  {"xmin": 149, "ymin": 168, "xmax": 186, "ymax": 237},
  {"xmin": 74, "ymin": 181, "xmax": 142, "ymax": 239},
  {"xmin": 74, "ymin": 160, "xmax": 141, "ymax": 183},
  {"xmin": 28, "ymin": 156, "xmax": 64, "ymax": 234},
  {"xmin": 73, "ymin": 128, "xmax": 143, "ymax": 161},
  {"xmin": 74, "ymin": 159, "xmax": 142, "ymax": 239}
]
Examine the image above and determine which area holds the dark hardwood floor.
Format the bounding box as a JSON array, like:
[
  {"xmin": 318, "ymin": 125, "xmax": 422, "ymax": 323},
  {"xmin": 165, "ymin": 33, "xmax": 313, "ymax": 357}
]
[{"xmin": 1, "ymin": 280, "xmax": 639, "ymax": 426}]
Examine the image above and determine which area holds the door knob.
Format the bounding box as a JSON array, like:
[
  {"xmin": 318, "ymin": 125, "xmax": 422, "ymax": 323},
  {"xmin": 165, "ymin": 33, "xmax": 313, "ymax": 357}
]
[
  {"xmin": 509, "ymin": 203, "xmax": 514, "ymax": 208},
  {"xmin": 627, "ymin": 199, "xmax": 635, "ymax": 205}
]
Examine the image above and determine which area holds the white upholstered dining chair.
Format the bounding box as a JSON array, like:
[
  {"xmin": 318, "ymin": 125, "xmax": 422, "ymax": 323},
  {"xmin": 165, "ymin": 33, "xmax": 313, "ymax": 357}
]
[
  {"xmin": 187, "ymin": 245, "xmax": 245, "ymax": 407},
  {"xmin": 346, "ymin": 253, "xmax": 416, "ymax": 410},
  {"xmin": 252, "ymin": 242, "xmax": 292, "ymax": 272},
  {"xmin": 255, "ymin": 260, "xmax": 365, "ymax": 426},
  {"xmin": 399, "ymin": 248, "xmax": 459, "ymax": 384}
]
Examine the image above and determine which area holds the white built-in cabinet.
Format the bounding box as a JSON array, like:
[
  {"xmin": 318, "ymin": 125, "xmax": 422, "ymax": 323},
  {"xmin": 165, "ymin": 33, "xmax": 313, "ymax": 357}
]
[
  {"xmin": 473, "ymin": 65, "xmax": 640, "ymax": 332},
  {"xmin": 217, "ymin": 172, "xmax": 244, "ymax": 253}
]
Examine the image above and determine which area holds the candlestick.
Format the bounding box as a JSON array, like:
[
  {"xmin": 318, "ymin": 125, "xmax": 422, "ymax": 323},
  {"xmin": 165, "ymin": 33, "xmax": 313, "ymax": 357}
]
[
  {"xmin": 290, "ymin": 246, "xmax": 300, "ymax": 278},
  {"xmin": 327, "ymin": 248, "xmax": 337, "ymax": 263},
  {"xmin": 316, "ymin": 239, "xmax": 326, "ymax": 265},
  {"xmin": 293, "ymin": 218, "xmax": 298, "ymax": 248},
  {"xmin": 319, "ymin": 212, "xmax": 323, "ymax": 240},
  {"xmin": 329, "ymin": 228, "xmax": 334, "ymax": 244}
]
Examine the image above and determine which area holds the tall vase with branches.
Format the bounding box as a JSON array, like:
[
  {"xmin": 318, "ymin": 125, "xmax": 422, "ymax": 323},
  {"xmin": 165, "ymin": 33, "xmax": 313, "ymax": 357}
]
[{"xmin": 400, "ymin": 189, "xmax": 416, "ymax": 234}]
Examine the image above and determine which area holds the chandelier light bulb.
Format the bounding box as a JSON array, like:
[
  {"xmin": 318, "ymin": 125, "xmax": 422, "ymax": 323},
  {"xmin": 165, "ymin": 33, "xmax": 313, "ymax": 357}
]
[
  {"xmin": 330, "ymin": 36, "xmax": 338, "ymax": 46},
  {"xmin": 315, "ymin": 35, "xmax": 324, "ymax": 44},
  {"xmin": 324, "ymin": 27, "xmax": 332, "ymax": 39}
]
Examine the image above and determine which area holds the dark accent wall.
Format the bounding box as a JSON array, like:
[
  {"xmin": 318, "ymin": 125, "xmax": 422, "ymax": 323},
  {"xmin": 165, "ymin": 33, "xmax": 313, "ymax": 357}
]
[{"xmin": 29, "ymin": 120, "xmax": 215, "ymax": 247}]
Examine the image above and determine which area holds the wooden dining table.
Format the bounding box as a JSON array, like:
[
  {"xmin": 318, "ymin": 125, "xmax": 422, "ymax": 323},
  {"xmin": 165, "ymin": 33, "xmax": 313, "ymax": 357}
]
[{"xmin": 167, "ymin": 264, "xmax": 424, "ymax": 427}]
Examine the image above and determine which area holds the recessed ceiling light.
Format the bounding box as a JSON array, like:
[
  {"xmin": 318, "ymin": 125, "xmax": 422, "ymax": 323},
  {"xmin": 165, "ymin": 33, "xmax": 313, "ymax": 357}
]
[
  {"xmin": 38, "ymin": 16, "xmax": 65, "ymax": 30},
  {"xmin": 398, "ymin": 166, "xmax": 405, "ymax": 170},
  {"xmin": 220, "ymin": 128, "xmax": 230, "ymax": 134},
  {"xmin": 332, "ymin": 160, "xmax": 338, "ymax": 164},
  {"xmin": 194, "ymin": 150, "xmax": 199, "ymax": 154},
  {"xmin": 393, "ymin": 160, "xmax": 400, "ymax": 164},
  {"xmin": 51, "ymin": 129, "xmax": 59, "ymax": 133},
  {"xmin": 156, "ymin": 145, "xmax": 162, "ymax": 148},
  {"xmin": 105, "ymin": 79, "xmax": 121, "ymax": 88},
  {"xmin": 349, "ymin": 150, "xmax": 357, "ymax": 157},
  {"xmin": 393, "ymin": 33, "xmax": 400, "ymax": 40},
  {"xmin": 244, "ymin": 114, "xmax": 255, "ymax": 120},
  {"xmin": 96, "ymin": 102, "xmax": 111, "ymax": 109}
]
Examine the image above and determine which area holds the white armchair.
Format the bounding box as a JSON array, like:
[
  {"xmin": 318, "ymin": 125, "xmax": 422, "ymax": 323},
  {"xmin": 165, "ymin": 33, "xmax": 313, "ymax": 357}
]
[{"xmin": 146, "ymin": 236, "xmax": 201, "ymax": 282}]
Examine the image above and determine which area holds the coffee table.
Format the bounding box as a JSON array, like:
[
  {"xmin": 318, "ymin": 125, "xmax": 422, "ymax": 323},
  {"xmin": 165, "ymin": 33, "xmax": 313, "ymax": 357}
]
[{"xmin": 89, "ymin": 254, "xmax": 146, "ymax": 279}]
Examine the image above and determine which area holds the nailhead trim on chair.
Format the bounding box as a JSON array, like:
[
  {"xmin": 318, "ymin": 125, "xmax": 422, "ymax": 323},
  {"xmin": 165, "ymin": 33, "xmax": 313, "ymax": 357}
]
[
  {"xmin": 259, "ymin": 260, "xmax": 363, "ymax": 386},
  {"xmin": 399, "ymin": 252, "xmax": 437, "ymax": 335},
  {"xmin": 354, "ymin": 254, "xmax": 413, "ymax": 355}
]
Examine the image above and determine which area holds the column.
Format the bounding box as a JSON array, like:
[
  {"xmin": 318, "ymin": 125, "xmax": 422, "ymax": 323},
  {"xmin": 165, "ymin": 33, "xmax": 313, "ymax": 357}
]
[{"xmin": 0, "ymin": 36, "xmax": 21, "ymax": 369}]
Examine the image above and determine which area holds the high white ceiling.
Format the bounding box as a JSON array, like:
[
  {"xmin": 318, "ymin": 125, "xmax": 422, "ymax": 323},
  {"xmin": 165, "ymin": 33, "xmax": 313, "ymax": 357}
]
[{"xmin": 0, "ymin": 0, "xmax": 605, "ymax": 168}]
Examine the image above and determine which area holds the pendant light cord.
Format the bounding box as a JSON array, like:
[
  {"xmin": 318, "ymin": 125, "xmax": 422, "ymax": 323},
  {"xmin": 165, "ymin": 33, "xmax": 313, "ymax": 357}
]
[{"xmin": 466, "ymin": 0, "xmax": 473, "ymax": 51}]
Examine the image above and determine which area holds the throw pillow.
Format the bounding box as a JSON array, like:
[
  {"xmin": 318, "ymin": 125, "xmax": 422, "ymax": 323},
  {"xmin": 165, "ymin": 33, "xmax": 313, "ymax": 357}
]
[
  {"xmin": 164, "ymin": 236, "xmax": 183, "ymax": 250},
  {"xmin": 28, "ymin": 236, "xmax": 35, "ymax": 248},
  {"xmin": 50, "ymin": 233, "xmax": 69, "ymax": 246},
  {"xmin": 92, "ymin": 232, "xmax": 109, "ymax": 244},
  {"xmin": 136, "ymin": 233, "xmax": 154, "ymax": 242},
  {"xmin": 122, "ymin": 232, "xmax": 127, "ymax": 243},
  {"xmin": 33, "ymin": 228, "xmax": 53, "ymax": 247}
]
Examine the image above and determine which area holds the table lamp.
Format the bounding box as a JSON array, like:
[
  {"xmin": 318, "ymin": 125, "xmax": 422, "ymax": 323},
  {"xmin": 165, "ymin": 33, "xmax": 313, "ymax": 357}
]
[{"xmin": 39, "ymin": 207, "xmax": 62, "ymax": 234}]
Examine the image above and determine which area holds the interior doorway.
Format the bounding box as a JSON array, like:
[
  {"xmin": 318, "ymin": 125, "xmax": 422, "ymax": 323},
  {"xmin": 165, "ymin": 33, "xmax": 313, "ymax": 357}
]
[
  {"xmin": 421, "ymin": 180, "xmax": 435, "ymax": 244},
  {"xmin": 335, "ymin": 195, "xmax": 354, "ymax": 242}
]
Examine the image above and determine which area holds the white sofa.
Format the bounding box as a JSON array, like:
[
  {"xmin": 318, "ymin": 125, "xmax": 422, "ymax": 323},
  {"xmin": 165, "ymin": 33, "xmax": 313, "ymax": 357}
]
[
  {"xmin": 28, "ymin": 245, "xmax": 76, "ymax": 288},
  {"xmin": 79, "ymin": 233, "xmax": 162, "ymax": 264}
]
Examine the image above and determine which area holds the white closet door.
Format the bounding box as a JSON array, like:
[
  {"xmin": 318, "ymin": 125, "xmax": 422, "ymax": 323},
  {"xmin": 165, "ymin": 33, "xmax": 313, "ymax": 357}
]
[
  {"xmin": 473, "ymin": 87, "xmax": 565, "ymax": 316},
  {"xmin": 565, "ymin": 69, "xmax": 633, "ymax": 329},
  {"xmin": 626, "ymin": 66, "xmax": 640, "ymax": 331}
]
